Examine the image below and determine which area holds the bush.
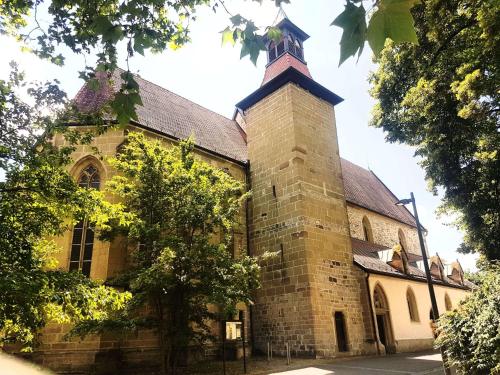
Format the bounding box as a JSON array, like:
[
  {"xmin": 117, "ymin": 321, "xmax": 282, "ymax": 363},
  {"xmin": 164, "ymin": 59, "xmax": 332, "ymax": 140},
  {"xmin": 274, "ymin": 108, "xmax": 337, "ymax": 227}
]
[{"xmin": 436, "ymin": 262, "xmax": 500, "ymax": 374}]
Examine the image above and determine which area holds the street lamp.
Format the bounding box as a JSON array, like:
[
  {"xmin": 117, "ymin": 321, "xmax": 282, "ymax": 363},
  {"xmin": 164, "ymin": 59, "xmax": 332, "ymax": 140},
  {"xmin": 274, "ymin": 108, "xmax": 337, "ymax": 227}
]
[{"xmin": 395, "ymin": 192, "xmax": 451, "ymax": 375}]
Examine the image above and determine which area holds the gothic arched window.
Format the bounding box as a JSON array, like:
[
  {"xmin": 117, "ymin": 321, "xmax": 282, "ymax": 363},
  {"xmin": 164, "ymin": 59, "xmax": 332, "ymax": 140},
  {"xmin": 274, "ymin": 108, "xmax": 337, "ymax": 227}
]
[
  {"xmin": 445, "ymin": 293, "xmax": 452, "ymax": 311},
  {"xmin": 268, "ymin": 41, "xmax": 277, "ymax": 62},
  {"xmin": 69, "ymin": 165, "xmax": 100, "ymax": 277},
  {"xmin": 294, "ymin": 39, "xmax": 303, "ymax": 59},
  {"xmin": 362, "ymin": 216, "xmax": 373, "ymax": 243},
  {"xmin": 398, "ymin": 229, "xmax": 407, "ymax": 252},
  {"xmin": 406, "ymin": 287, "xmax": 420, "ymax": 322}
]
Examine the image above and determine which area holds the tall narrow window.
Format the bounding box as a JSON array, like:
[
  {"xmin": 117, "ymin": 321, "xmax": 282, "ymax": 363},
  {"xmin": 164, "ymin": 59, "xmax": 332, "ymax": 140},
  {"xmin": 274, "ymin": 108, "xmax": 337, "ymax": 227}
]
[
  {"xmin": 268, "ymin": 41, "xmax": 277, "ymax": 61},
  {"xmin": 397, "ymin": 229, "xmax": 410, "ymax": 273},
  {"xmin": 334, "ymin": 311, "xmax": 348, "ymax": 352},
  {"xmin": 362, "ymin": 216, "xmax": 373, "ymax": 243},
  {"xmin": 294, "ymin": 39, "xmax": 303, "ymax": 59},
  {"xmin": 398, "ymin": 229, "xmax": 407, "ymax": 252},
  {"xmin": 444, "ymin": 293, "xmax": 452, "ymax": 311},
  {"xmin": 69, "ymin": 165, "xmax": 100, "ymax": 277},
  {"xmin": 406, "ymin": 287, "xmax": 420, "ymax": 322}
]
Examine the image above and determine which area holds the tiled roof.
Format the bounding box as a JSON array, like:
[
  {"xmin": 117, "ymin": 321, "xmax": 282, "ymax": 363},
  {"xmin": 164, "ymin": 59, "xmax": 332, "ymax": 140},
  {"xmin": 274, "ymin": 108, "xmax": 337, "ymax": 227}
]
[
  {"xmin": 73, "ymin": 69, "xmax": 247, "ymax": 163},
  {"xmin": 341, "ymin": 159, "xmax": 417, "ymax": 227},
  {"xmin": 261, "ymin": 53, "xmax": 312, "ymax": 86},
  {"xmin": 351, "ymin": 238, "xmax": 470, "ymax": 289},
  {"xmin": 73, "ymin": 70, "xmax": 421, "ymax": 229}
]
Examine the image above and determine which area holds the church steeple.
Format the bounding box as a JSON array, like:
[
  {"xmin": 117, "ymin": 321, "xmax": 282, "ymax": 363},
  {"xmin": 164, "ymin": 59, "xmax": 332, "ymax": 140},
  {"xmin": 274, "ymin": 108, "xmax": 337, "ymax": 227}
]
[{"xmin": 261, "ymin": 17, "xmax": 312, "ymax": 86}]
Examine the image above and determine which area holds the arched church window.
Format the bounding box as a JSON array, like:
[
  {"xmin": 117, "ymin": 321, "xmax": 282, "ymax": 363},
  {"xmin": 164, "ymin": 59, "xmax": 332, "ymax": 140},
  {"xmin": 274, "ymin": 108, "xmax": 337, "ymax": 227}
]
[
  {"xmin": 445, "ymin": 293, "xmax": 452, "ymax": 311},
  {"xmin": 276, "ymin": 39, "xmax": 285, "ymax": 56},
  {"xmin": 69, "ymin": 165, "xmax": 100, "ymax": 277},
  {"xmin": 362, "ymin": 216, "xmax": 373, "ymax": 243},
  {"xmin": 286, "ymin": 34, "xmax": 295, "ymax": 54},
  {"xmin": 373, "ymin": 285, "xmax": 388, "ymax": 310},
  {"xmin": 397, "ymin": 229, "xmax": 410, "ymax": 273},
  {"xmin": 268, "ymin": 41, "xmax": 277, "ymax": 62},
  {"xmin": 294, "ymin": 39, "xmax": 303, "ymax": 59},
  {"xmin": 406, "ymin": 287, "xmax": 420, "ymax": 322},
  {"xmin": 398, "ymin": 229, "xmax": 407, "ymax": 252}
]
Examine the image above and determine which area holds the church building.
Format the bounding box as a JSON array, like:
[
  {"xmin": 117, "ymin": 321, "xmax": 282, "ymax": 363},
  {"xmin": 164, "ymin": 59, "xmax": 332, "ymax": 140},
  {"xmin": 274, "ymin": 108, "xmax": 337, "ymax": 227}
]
[{"xmin": 35, "ymin": 17, "xmax": 472, "ymax": 373}]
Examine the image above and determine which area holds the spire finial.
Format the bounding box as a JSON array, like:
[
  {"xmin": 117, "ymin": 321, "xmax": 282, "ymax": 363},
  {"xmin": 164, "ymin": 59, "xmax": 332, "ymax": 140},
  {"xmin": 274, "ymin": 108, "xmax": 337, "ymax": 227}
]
[{"xmin": 272, "ymin": 5, "xmax": 288, "ymax": 26}]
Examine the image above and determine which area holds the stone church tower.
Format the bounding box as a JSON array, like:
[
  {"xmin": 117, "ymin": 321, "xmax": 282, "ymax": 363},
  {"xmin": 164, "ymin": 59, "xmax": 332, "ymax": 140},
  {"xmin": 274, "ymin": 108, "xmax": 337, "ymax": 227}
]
[{"xmin": 236, "ymin": 18, "xmax": 374, "ymax": 357}]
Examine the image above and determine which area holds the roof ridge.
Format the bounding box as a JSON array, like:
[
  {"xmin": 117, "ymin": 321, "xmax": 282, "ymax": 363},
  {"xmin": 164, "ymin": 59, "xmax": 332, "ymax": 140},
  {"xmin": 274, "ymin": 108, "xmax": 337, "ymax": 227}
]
[
  {"xmin": 116, "ymin": 67, "xmax": 237, "ymax": 125},
  {"xmin": 340, "ymin": 157, "xmax": 418, "ymax": 228},
  {"xmin": 368, "ymin": 169, "xmax": 419, "ymax": 228}
]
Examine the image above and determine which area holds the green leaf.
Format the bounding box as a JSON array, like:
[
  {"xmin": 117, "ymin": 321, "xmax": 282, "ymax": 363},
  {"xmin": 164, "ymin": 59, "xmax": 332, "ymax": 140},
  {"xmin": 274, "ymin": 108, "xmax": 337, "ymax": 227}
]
[
  {"xmin": 111, "ymin": 91, "xmax": 141, "ymax": 125},
  {"xmin": 230, "ymin": 14, "xmax": 244, "ymax": 27},
  {"xmin": 133, "ymin": 34, "xmax": 153, "ymax": 56},
  {"xmin": 367, "ymin": 0, "xmax": 420, "ymax": 56},
  {"xmin": 274, "ymin": 0, "xmax": 290, "ymax": 6},
  {"xmin": 331, "ymin": 2, "xmax": 367, "ymax": 65},
  {"xmin": 220, "ymin": 27, "xmax": 236, "ymax": 46},
  {"xmin": 87, "ymin": 78, "xmax": 100, "ymax": 92},
  {"xmin": 266, "ymin": 26, "xmax": 282, "ymax": 42},
  {"xmin": 102, "ymin": 26, "xmax": 124, "ymax": 44},
  {"xmin": 92, "ymin": 15, "xmax": 113, "ymax": 36},
  {"xmin": 240, "ymin": 35, "xmax": 266, "ymax": 65}
]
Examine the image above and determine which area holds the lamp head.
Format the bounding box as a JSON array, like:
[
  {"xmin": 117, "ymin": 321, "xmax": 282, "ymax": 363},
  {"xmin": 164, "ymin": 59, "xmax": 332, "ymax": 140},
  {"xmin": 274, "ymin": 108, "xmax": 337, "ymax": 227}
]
[{"xmin": 395, "ymin": 198, "xmax": 412, "ymax": 206}]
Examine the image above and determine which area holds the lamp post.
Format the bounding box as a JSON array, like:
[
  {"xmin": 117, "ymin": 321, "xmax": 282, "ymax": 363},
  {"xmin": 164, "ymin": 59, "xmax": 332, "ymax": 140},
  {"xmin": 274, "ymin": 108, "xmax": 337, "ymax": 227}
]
[{"xmin": 395, "ymin": 192, "xmax": 451, "ymax": 375}]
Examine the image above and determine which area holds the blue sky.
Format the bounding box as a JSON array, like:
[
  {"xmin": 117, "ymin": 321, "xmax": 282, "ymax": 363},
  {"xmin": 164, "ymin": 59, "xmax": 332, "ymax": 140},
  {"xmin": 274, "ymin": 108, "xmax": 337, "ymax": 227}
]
[{"xmin": 0, "ymin": 0, "xmax": 478, "ymax": 270}]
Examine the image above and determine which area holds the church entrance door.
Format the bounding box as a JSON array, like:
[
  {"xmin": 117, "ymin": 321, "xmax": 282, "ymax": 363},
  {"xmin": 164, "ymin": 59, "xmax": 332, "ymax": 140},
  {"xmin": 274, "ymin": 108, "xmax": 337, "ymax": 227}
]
[{"xmin": 373, "ymin": 284, "xmax": 396, "ymax": 354}]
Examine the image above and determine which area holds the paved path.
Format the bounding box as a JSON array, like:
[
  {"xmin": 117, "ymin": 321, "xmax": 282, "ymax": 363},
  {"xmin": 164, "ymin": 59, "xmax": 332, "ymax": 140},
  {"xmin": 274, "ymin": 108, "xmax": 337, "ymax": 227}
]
[{"xmin": 269, "ymin": 351, "xmax": 448, "ymax": 375}]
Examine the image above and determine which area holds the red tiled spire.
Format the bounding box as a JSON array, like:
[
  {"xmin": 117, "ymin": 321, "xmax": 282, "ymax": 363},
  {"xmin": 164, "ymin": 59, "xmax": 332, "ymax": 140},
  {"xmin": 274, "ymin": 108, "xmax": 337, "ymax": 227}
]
[
  {"xmin": 261, "ymin": 17, "xmax": 312, "ymax": 86},
  {"xmin": 261, "ymin": 52, "xmax": 312, "ymax": 86}
]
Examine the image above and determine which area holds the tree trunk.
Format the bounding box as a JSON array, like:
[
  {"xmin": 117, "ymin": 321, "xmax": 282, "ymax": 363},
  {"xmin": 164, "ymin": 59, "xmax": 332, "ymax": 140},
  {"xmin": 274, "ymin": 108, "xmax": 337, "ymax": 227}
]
[{"xmin": 157, "ymin": 298, "xmax": 168, "ymax": 375}]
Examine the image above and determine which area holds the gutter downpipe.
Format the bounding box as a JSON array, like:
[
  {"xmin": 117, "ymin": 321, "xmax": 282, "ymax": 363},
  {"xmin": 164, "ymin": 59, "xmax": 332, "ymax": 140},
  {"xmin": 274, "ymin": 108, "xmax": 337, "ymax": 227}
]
[
  {"xmin": 365, "ymin": 273, "xmax": 380, "ymax": 355},
  {"xmin": 245, "ymin": 160, "xmax": 256, "ymax": 351}
]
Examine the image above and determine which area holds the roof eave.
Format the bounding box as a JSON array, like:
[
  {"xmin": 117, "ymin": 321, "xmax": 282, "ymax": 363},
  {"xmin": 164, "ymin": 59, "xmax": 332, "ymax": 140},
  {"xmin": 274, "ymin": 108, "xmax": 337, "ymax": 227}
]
[
  {"xmin": 354, "ymin": 261, "xmax": 471, "ymax": 291},
  {"xmin": 275, "ymin": 18, "xmax": 310, "ymax": 41},
  {"xmin": 128, "ymin": 120, "xmax": 248, "ymax": 166},
  {"xmin": 236, "ymin": 66, "xmax": 343, "ymax": 111}
]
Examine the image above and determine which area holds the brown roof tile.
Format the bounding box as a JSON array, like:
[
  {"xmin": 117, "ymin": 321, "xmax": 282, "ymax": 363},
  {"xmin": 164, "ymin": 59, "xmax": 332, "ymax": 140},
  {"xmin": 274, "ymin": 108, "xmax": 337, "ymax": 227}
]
[
  {"xmin": 73, "ymin": 70, "xmax": 422, "ymax": 229},
  {"xmin": 74, "ymin": 69, "xmax": 247, "ymax": 163},
  {"xmin": 351, "ymin": 238, "xmax": 422, "ymax": 262},
  {"xmin": 351, "ymin": 238, "xmax": 469, "ymax": 289},
  {"xmin": 341, "ymin": 159, "xmax": 417, "ymax": 227},
  {"xmin": 261, "ymin": 53, "xmax": 312, "ymax": 86}
]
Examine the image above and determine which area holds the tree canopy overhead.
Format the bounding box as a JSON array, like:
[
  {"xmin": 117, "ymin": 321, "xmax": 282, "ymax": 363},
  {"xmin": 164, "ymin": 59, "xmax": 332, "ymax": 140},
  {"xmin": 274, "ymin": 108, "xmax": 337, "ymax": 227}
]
[
  {"xmin": 370, "ymin": 0, "xmax": 499, "ymax": 260},
  {"xmin": 1, "ymin": 0, "xmax": 423, "ymax": 125}
]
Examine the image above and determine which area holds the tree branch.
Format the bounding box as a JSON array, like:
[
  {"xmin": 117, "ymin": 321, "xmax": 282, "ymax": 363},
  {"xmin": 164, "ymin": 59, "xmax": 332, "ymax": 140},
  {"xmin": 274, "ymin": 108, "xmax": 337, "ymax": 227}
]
[{"xmin": 429, "ymin": 19, "xmax": 476, "ymax": 65}]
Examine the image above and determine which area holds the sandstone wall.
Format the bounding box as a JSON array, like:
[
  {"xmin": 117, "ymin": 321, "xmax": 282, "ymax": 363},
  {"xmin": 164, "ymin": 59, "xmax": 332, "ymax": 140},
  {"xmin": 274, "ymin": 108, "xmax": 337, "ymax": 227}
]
[
  {"xmin": 32, "ymin": 126, "xmax": 250, "ymax": 373},
  {"xmin": 246, "ymin": 83, "xmax": 376, "ymax": 358},
  {"xmin": 347, "ymin": 204, "xmax": 422, "ymax": 255}
]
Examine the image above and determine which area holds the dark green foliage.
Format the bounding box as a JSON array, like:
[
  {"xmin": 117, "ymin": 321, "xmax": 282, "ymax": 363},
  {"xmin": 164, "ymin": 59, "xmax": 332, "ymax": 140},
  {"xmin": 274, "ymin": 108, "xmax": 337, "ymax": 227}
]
[
  {"xmin": 436, "ymin": 262, "xmax": 500, "ymax": 374},
  {"xmin": 0, "ymin": 64, "xmax": 130, "ymax": 349},
  {"xmin": 331, "ymin": 0, "xmax": 420, "ymax": 64},
  {"xmin": 370, "ymin": 0, "xmax": 500, "ymax": 260}
]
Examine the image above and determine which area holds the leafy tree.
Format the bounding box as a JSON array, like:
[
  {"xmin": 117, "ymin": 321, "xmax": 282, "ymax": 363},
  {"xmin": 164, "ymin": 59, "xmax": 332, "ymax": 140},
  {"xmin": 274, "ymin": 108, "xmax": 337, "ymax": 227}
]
[
  {"xmin": 0, "ymin": 64, "xmax": 130, "ymax": 349},
  {"xmin": 369, "ymin": 0, "xmax": 500, "ymax": 260},
  {"xmin": 74, "ymin": 133, "xmax": 261, "ymax": 375},
  {"xmin": 436, "ymin": 262, "xmax": 500, "ymax": 374},
  {"xmin": 0, "ymin": 0, "xmax": 422, "ymax": 125}
]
